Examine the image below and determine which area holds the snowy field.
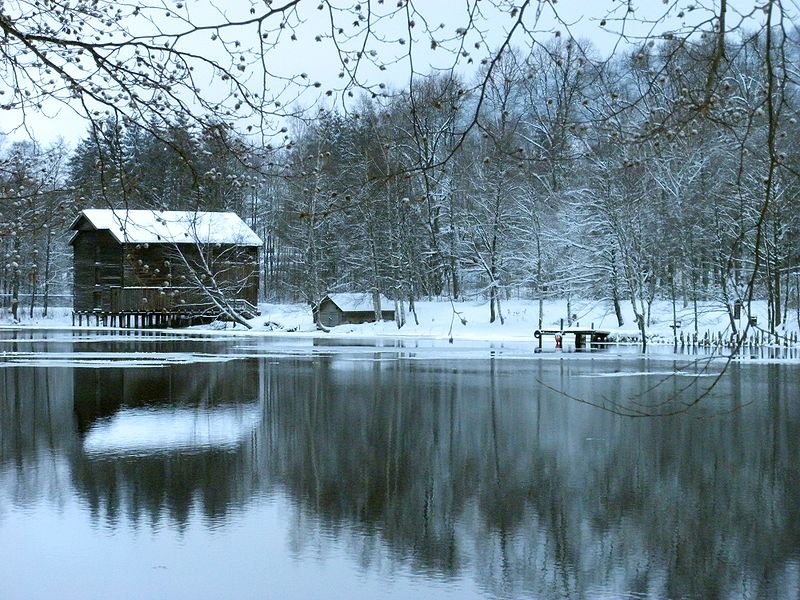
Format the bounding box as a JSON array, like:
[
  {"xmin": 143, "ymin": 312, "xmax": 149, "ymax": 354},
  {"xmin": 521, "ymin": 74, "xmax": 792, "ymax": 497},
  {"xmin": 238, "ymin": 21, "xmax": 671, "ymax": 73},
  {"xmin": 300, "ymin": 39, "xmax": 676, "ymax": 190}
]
[{"xmin": 3, "ymin": 298, "xmax": 798, "ymax": 348}]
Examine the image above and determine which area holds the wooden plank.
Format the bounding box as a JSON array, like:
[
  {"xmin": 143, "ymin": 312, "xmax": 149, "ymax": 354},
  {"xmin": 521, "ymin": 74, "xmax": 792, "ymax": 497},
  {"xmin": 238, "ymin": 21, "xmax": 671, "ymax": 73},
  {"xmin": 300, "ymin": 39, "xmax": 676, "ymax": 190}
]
[{"xmin": 534, "ymin": 328, "xmax": 610, "ymax": 335}]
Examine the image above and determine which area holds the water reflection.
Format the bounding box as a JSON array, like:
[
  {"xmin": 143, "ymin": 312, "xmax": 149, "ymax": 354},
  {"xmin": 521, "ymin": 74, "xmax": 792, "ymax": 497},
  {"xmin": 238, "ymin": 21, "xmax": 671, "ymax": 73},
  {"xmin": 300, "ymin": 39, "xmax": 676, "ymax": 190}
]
[
  {"xmin": 74, "ymin": 362, "xmax": 263, "ymax": 531},
  {"xmin": 257, "ymin": 356, "xmax": 800, "ymax": 598},
  {"xmin": 0, "ymin": 338, "xmax": 798, "ymax": 599}
]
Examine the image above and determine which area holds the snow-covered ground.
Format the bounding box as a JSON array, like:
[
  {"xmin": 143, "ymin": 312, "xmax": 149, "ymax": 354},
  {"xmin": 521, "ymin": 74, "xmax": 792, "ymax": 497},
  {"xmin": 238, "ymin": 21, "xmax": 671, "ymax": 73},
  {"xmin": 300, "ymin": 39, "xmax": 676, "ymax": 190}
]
[
  {"xmin": 257, "ymin": 298, "xmax": 800, "ymax": 346},
  {"xmin": 6, "ymin": 298, "xmax": 799, "ymax": 347}
]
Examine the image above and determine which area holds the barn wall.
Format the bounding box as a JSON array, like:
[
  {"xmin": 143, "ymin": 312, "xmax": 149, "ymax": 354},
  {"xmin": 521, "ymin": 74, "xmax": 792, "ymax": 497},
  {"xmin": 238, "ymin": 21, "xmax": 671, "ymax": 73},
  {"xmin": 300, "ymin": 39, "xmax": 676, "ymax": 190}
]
[
  {"xmin": 71, "ymin": 231, "xmax": 122, "ymax": 311},
  {"xmin": 122, "ymin": 243, "xmax": 259, "ymax": 307},
  {"xmin": 122, "ymin": 243, "xmax": 173, "ymax": 289},
  {"xmin": 73, "ymin": 226, "xmax": 260, "ymax": 313},
  {"xmin": 318, "ymin": 301, "xmax": 343, "ymax": 327}
]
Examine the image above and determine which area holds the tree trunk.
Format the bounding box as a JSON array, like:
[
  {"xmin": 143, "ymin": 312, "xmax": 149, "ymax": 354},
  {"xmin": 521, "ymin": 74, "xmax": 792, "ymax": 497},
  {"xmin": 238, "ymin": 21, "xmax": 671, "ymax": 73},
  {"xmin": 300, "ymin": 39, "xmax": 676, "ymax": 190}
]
[
  {"xmin": 43, "ymin": 228, "xmax": 52, "ymax": 317},
  {"xmin": 772, "ymin": 224, "xmax": 781, "ymax": 329},
  {"xmin": 629, "ymin": 291, "xmax": 647, "ymax": 351},
  {"xmin": 782, "ymin": 269, "xmax": 789, "ymax": 325},
  {"xmin": 538, "ymin": 292, "xmax": 544, "ymax": 330},
  {"xmin": 29, "ymin": 273, "xmax": 36, "ymax": 319},
  {"xmin": 11, "ymin": 235, "xmax": 20, "ymax": 321},
  {"xmin": 372, "ymin": 288, "xmax": 382, "ymax": 322},
  {"xmin": 773, "ymin": 254, "xmax": 781, "ymax": 329},
  {"xmin": 450, "ymin": 260, "xmax": 460, "ymax": 300},
  {"xmin": 495, "ymin": 287, "xmax": 504, "ymax": 325},
  {"xmin": 611, "ymin": 250, "xmax": 624, "ymax": 326},
  {"xmin": 671, "ymin": 271, "xmax": 678, "ymax": 345},
  {"xmin": 796, "ymin": 275, "xmax": 800, "ymax": 331},
  {"xmin": 395, "ymin": 299, "xmax": 405, "ymax": 329},
  {"xmin": 566, "ymin": 293, "xmax": 572, "ymax": 327},
  {"xmin": 692, "ymin": 268, "xmax": 699, "ymax": 335},
  {"xmin": 613, "ymin": 294, "xmax": 624, "ymax": 328},
  {"xmin": 408, "ymin": 296, "xmax": 419, "ymax": 326},
  {"xmin": 635, "ymin": 310, "xmax": 646, "ymax": 351},
  {"xmin": 29, "ymin": 251, "xmax": 38, "ymax": 319}
]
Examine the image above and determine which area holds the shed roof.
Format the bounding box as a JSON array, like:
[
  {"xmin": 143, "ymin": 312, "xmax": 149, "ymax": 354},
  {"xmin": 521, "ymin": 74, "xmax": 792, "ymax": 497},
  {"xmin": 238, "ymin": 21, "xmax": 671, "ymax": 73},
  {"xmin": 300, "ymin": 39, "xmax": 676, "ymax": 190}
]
[
  {"xmin": 70, "ymin": 209, "xmax": 262, "ymax": 246},
  {"xmin": 322, "ymin": 293, "xmax": 394, "ymax": 313}
]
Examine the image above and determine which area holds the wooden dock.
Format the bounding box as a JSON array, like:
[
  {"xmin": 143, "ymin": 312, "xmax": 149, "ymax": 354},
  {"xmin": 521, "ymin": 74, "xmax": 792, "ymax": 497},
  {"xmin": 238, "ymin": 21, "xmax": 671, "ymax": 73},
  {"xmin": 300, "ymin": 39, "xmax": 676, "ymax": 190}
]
[
  {"xmin": 72, "ymin": 298, "xmax": 259, "ymax": 330},
  {"xmin": 72, "ymin": 310, "xmax": 215, "ymax": 329},
  {"xmin": 533, "ymin": 327, "xmax": 611, "ymax": 349}
]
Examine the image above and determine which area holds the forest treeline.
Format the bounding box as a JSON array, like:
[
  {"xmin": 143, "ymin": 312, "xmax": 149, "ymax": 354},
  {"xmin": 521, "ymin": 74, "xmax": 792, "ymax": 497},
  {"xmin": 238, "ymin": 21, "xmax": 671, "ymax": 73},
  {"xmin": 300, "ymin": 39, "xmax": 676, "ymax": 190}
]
[{"xmin": 1, "ymin": 31, "xmax": 798, "ymax": 337}]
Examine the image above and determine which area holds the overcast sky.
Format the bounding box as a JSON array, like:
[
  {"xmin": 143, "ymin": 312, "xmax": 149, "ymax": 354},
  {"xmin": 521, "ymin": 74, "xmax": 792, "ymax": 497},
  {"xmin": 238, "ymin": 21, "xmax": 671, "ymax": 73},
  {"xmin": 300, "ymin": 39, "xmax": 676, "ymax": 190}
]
[{"xmin": 0, "ymin": 0, "xmax": 767, "ymax": 147}]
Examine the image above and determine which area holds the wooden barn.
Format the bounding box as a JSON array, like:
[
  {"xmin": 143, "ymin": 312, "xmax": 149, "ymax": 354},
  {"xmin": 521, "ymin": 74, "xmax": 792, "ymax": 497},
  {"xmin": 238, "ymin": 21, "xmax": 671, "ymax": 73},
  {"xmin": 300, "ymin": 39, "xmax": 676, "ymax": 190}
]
[
  {"xmin": 69, "ymin": 209, "xmax": 262, "ymax": 326},
  {"xmin": 314, "ymin": 293, "xmax": 394, "ymax": 328}
]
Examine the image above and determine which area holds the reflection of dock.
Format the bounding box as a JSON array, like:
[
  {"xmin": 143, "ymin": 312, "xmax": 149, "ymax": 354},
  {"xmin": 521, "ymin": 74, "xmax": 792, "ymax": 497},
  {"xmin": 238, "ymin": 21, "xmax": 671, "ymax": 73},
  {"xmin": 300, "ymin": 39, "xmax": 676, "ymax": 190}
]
[{"xmin": 534, "ymin": 328, "xmax": 610, "ymax": 349}]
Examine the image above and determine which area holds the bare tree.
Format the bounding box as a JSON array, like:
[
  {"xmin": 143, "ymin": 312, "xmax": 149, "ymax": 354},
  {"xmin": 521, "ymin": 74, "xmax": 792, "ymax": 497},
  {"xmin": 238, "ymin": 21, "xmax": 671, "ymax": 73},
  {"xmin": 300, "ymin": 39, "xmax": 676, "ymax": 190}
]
[{"xmin": 0, "ymin": 141, "xmax": 72, "ymax": 320}]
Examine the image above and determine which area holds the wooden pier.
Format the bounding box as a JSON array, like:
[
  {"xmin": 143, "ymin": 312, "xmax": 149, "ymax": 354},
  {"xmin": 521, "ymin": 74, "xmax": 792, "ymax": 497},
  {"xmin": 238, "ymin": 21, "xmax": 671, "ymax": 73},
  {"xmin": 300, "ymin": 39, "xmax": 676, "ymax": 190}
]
[
  {"xmin": 72, "ymin": 310, "xmax": 214, "ymax": 329},
  {"xmin": 533, "ymin": 327, "xmax": 611, "ymax": 350},
  {"xmin": 72, "ymin": 298, "xmax": 258, "ymax": 330}
]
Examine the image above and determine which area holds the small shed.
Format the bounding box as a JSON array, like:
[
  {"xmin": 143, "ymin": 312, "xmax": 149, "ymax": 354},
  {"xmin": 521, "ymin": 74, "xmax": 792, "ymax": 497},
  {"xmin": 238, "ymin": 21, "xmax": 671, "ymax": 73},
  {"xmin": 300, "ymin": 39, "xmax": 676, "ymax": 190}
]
[
  {"xmin": 69, "ymin": 209, "xmax": 261, "ymax": 320},
  {"xmin": 315, "ymin": 293, "xmax": 395, "ymax": 327}
]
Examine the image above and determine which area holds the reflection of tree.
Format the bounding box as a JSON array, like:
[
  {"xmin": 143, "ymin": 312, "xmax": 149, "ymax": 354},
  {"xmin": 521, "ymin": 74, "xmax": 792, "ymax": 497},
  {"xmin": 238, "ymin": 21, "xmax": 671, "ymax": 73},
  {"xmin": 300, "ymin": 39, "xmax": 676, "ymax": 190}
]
[
  {"xmin": 257, "ymin": 357, "xmax": 800, "ymax": 598},
  {"xmin": 70, "ymin": 449, "xmax": 254, "ymax": 531},
  {"xmin": 258, "ymin": 358, "xmax": 583, "ymax": 587},
  {"xmin": 0, "ymin": 360, "xmax": 76, "ymax": 509}
]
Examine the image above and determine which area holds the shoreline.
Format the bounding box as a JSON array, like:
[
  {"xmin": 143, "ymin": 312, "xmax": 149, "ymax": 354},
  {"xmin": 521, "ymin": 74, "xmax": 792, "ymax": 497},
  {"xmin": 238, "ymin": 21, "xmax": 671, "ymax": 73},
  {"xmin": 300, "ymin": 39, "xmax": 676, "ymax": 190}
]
[{"xmin": 2, "ymin": 298, "xmax": 799, "ymax": 349}]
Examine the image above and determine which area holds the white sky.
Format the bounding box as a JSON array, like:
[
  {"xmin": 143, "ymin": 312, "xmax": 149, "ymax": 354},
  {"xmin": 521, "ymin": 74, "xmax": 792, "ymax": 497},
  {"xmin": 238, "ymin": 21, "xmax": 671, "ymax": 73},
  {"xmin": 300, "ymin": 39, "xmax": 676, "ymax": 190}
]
[{"xmin": 0, "ymin": 0, "xmax": 769, "ymax": 147}]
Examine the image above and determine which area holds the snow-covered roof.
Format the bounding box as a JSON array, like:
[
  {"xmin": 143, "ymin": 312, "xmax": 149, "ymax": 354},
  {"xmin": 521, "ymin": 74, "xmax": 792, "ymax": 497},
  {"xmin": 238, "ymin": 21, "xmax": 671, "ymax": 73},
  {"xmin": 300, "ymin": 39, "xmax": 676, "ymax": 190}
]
[
  {"xmin": 323, "ymin": 293, "xmax": 394, "ymax": 313},
  {"xmin": 70, "ymin": 209, "xmax": 262, "ymax": 246}
]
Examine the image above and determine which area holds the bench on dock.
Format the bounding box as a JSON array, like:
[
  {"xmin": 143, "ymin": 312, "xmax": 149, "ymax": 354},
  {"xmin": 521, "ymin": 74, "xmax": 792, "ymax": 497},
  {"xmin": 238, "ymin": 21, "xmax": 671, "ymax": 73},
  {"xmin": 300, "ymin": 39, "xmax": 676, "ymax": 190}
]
[{"xmin": 533, "ymin": 328, "xmax": 610, "ymax": 349}]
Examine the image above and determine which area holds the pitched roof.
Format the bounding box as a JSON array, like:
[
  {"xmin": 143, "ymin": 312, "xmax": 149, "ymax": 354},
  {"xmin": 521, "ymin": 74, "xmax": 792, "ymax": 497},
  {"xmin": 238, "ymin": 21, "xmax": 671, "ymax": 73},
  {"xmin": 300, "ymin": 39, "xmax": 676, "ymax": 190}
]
[
  {"xmin": 70, "ymin": 209, "xmax": 262, "ymax": 246},
  {"xmin": 323, "ymin": 293, "xmax": 394, "ymax": 313}
]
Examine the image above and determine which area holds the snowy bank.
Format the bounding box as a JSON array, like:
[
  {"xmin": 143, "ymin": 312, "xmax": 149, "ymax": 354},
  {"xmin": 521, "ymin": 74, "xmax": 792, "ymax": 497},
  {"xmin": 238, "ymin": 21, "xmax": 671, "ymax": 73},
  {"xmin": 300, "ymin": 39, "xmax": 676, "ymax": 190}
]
[
  {"xmin": 3, "ymin": 298, "xmax": 799, "ymax": 348},
  {"xmin": 253, "ymin": 298, "xmax": 799, "ymax": 345}
]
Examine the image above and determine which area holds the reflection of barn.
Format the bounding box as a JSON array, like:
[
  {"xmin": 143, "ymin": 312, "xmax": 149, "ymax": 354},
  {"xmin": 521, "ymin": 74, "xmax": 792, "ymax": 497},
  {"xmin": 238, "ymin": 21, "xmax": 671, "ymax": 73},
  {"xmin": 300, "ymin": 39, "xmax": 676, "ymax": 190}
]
[
  {"xmin": 314, "ymin": 293, "xmax": 394, "ymax": 328},
  {"xmin": 70, "ymin": 209, "xmax": 261, "ymax": 327}
]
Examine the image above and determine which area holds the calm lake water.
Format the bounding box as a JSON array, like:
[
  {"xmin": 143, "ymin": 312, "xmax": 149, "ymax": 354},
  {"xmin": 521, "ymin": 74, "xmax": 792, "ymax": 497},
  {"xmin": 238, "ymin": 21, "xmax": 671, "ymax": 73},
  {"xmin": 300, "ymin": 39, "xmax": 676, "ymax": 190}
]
[{"xmin": 1, "ymin": 329, "xmax": 798, "ymax": 599}]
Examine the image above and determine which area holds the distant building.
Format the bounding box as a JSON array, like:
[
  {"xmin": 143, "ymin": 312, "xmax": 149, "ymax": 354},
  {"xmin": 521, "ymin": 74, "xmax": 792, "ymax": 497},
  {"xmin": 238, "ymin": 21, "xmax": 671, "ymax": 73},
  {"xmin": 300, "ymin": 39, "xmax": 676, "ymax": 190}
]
[
  {"xmin": 314, "ymin": 293, "xmax": 395, "ymax": 327},
  {"xmin": 69, "ymin": 209, "xmax": 261, "ymax": 320}
]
